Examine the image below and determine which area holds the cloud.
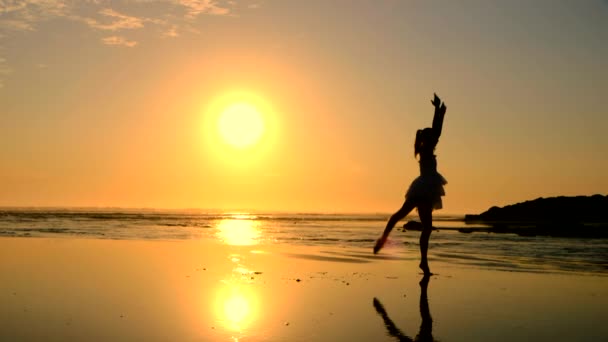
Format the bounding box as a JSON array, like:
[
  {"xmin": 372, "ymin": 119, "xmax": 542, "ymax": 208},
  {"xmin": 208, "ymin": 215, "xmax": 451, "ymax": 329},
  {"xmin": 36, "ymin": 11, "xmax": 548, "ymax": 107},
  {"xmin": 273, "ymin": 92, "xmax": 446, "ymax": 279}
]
[
  {"xmin": 176, "ymin": 0, "xmax": 230, "ymax": 18},
  {"xmin": 0, "ymin": 1, "xmax": 28, "ymax": 14},
  {"xmin": 1, "ymin": 1, "xmax": 241, "ymax": 34},
  {"xmin": 0, "ymin": 0, "xmax": 259, "ymax": 88},
  {"xmin": 101, "ymin": 35, "xmax": 138, "ymax": 47},
  {"xmin": 76, "ymin": 8, "xmax": 145, "ymax": 31},
  {"xmin": 0, "ymin": 0, "xmax": 69, "ymax": 31},
  {"xmin": 0, "ymin": 2, "xmax": 156, "ymax": 32},
  {"xmin": 0, "ymin": 18, "xmax": 35, "ymax": 30},
  {"xmin": 162, "ymin": 24, "xmax": 179, "ymax": 37}
]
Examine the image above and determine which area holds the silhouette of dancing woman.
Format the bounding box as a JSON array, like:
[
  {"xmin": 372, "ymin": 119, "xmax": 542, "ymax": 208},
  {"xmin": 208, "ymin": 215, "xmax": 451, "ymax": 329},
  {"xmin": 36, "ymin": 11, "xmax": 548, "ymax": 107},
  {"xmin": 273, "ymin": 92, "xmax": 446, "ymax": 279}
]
[{"xmin": 374, "ymin": 93, "xmax": 447, "ymax": 276}]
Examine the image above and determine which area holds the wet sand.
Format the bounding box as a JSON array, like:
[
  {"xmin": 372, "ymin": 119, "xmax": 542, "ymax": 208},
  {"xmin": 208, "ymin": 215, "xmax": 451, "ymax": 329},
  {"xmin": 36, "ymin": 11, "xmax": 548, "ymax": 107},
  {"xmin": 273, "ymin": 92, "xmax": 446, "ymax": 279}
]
[{"xmin": 1, "ymin": 237, "xmax": 607, "ymax": 341}]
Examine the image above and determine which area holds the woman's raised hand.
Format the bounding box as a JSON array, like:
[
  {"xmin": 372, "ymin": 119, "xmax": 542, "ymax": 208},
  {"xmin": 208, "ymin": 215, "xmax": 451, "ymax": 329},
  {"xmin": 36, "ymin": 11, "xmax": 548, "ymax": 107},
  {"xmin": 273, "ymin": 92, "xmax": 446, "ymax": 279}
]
[
  {"xmin": 431, "ymin": 93, "xmax": 446, "ymax": 114},
  {"xmin": 431, "ymin": 93, "xmax": 441, "ymax": 108}
]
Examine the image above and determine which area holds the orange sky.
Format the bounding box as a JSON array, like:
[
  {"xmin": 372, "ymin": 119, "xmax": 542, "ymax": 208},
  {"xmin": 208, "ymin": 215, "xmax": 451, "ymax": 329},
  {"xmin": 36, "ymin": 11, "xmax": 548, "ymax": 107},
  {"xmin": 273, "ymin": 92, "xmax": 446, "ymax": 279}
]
[{"xmin": 0, "ymin": 1, "xmax": 607, "ymax": 214}]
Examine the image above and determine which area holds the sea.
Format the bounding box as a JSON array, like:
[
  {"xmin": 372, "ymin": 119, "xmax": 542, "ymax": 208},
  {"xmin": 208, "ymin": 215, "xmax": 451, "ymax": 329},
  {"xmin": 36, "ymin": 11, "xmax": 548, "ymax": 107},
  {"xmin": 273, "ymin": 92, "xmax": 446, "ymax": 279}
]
[{"xmin": 1, "ymin": 209, "xmax": 606, "ymax": 276}]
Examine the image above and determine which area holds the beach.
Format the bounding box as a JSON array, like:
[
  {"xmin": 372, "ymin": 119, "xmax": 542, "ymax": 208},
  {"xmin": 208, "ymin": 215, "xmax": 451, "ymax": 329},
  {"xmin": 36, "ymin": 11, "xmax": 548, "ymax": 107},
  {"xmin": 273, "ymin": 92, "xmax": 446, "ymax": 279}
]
[
  {"xmin": 3, "ymin": 1, "xmax": 608, "ymax": 340},
  {"xmin": 1, "ymin": 235, "xmax": 607, "ymax": 341}
]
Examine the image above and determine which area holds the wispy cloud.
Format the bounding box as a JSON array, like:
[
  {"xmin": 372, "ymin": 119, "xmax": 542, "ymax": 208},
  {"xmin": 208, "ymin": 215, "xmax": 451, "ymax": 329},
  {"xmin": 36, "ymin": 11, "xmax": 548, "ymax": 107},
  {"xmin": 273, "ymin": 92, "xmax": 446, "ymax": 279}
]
[
  {"xmin": 0, "ymin": 1, "xmax": 27, "ymax": 14},
  {"xmin": 0, "ymin": 0, "xmax": 69, "ymax": 31},
  {"xmin": 1, "ymin": 1, "xmax": 237, "ymax": 34},
  {"xmin": 0, "ymin": 18, "xmax": 34, "ymax": 30},
  {"xmin": 0, "ymin": 1, "xmax": 260, "ymax": 89},
  {"xmin": 177, "ymin": 0, "xmax": 230, "ymax": 18},
  {"xmin": 101, "ymin": 35, "xmax": 137, "ymax": 47},
  {"xmin": 78, "ymin": 8, "xmax": 146, "ymax": 31},
  {"xmin": 162, "ymin": 24, "xmax": 179, "ymax": 37}
]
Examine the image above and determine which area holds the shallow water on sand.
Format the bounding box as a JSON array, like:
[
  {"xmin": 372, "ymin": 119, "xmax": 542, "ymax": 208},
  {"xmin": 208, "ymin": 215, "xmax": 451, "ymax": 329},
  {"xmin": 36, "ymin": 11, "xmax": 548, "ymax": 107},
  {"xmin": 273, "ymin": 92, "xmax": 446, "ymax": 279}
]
[
  {"xmin": 1, "ymin": 238, "xmax": 607, "ymax": 342},
  {"xmin": 1, "ymin": 210, "xmax": 606, "ymax": 275}
]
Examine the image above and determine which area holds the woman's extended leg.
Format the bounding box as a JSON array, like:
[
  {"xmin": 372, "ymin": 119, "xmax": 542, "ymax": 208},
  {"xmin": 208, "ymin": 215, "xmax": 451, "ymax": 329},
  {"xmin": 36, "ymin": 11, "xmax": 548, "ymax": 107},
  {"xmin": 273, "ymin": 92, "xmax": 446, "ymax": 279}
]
[
  {"xmin": 418, "ymin": 202, "xmax": 433, "ymax": 275},
  {"xmin": 374, "ymin": 199, "xmax": 417, "ymax": 254}
]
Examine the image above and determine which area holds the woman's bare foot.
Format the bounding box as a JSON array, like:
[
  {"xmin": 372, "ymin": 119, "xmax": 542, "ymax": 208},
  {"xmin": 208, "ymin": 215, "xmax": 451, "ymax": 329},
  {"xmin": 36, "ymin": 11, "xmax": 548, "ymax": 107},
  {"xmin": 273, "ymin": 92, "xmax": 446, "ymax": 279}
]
[
  {"xmin": 373, "ymin": 236, "xmax": 387, "ymax": 254},
  {"xmin": 419, "ymin": 263, "xmax": 432, "ymax": 276}
]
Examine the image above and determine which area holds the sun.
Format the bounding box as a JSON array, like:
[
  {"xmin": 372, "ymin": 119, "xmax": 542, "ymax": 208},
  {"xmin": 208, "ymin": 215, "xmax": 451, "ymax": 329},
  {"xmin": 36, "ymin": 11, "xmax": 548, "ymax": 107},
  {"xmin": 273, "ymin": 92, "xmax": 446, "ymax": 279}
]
[
  {"xmin": 218, "ymin": 102, "xmax": 265, "ymax": 149},
  {"xmin": 202, "ymin": 91, "xmax": 278, "ymax": 163}
]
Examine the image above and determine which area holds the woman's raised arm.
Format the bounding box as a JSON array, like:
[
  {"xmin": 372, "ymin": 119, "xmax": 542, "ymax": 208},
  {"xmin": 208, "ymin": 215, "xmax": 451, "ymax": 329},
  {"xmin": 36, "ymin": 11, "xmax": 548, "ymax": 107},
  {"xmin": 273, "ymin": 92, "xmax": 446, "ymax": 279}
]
[{"xmin": 431, "ymin": 93, "xmax": 447, "ymax": 139}]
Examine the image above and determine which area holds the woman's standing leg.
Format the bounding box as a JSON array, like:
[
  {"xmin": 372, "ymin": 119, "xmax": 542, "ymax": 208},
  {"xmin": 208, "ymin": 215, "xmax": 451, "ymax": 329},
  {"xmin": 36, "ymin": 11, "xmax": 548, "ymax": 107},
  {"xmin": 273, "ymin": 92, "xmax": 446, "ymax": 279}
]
[
  {"xmin": 374, "ymin": 199, "xmax": 417, "ymax": 254},
  {"xmin": 418, "ymin": 202, "xmax": 433, "ymax": 275}
]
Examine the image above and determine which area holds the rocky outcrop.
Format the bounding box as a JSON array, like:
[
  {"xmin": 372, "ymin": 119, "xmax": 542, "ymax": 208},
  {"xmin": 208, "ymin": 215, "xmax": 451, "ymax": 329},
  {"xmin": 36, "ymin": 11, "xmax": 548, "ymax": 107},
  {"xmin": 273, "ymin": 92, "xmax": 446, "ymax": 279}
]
[
  {"xmin": 463, "ymin": 195, "xmax": 608, "ymax": 238},
  {"xmin": 465, "ymin": 195, "xmax": 607, "ymax": 223}
]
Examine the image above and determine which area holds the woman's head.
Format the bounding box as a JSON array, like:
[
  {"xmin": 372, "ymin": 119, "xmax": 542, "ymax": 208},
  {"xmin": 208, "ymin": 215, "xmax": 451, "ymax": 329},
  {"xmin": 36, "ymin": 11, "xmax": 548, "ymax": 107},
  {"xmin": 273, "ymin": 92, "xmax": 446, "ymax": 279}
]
[{"xmin": 414, "ymin": 128, "xmax": 435, "ymax": 157}]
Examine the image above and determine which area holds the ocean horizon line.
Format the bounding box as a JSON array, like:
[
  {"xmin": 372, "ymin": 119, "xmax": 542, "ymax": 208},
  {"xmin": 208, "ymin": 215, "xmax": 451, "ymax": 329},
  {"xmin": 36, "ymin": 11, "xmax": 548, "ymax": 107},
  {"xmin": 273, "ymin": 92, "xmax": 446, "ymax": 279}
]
[{"xmin": 0, "ymin": 206, "xmax": 468, "ymax": 218}]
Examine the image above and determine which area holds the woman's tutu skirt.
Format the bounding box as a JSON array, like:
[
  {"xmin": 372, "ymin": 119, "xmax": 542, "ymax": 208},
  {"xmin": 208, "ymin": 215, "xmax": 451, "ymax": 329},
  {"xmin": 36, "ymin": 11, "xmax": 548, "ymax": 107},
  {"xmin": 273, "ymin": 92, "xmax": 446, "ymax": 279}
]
[{"xmin": 405, "ymin": 173, "xmax": 447, "ymax": 210}]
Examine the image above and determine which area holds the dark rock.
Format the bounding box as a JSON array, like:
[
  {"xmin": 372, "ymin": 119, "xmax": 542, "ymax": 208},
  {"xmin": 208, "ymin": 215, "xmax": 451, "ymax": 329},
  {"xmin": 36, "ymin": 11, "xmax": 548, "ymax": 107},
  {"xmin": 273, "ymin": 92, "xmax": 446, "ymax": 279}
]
[
  {"xmin": 402, "ymin": 221, "xmax": 438, "ymax": 231},
  {"xmin": 463, "ymin": 195, "xmax": 608, "ymax": 238},
  {"xmin": 465, "ymin": 195, "xmax": 608, "ymax": 223}
]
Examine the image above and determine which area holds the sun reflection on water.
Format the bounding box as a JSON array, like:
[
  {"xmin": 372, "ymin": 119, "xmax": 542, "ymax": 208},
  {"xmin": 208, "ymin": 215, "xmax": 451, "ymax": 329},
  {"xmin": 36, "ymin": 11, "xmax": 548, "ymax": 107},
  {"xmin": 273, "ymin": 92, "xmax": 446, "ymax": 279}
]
[
  {"xmin": 214, "ymin": 283, "xmax": 258, "ymax": 333},
  {"xmin": 216, "ymin": 219, "xmax": 261, "ymax": 246}
]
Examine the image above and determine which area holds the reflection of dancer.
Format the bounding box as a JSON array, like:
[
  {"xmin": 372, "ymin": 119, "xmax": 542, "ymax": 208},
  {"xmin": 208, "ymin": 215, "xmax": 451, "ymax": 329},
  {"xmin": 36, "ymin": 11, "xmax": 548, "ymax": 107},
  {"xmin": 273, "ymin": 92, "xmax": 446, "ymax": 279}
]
[
  {"xmin": 373, "ymin": 275, "xmax": 435, "ymax": 342},
  {"xmin": 374, "ymin": 94, "xmax": 447, "ymax": 276}
]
